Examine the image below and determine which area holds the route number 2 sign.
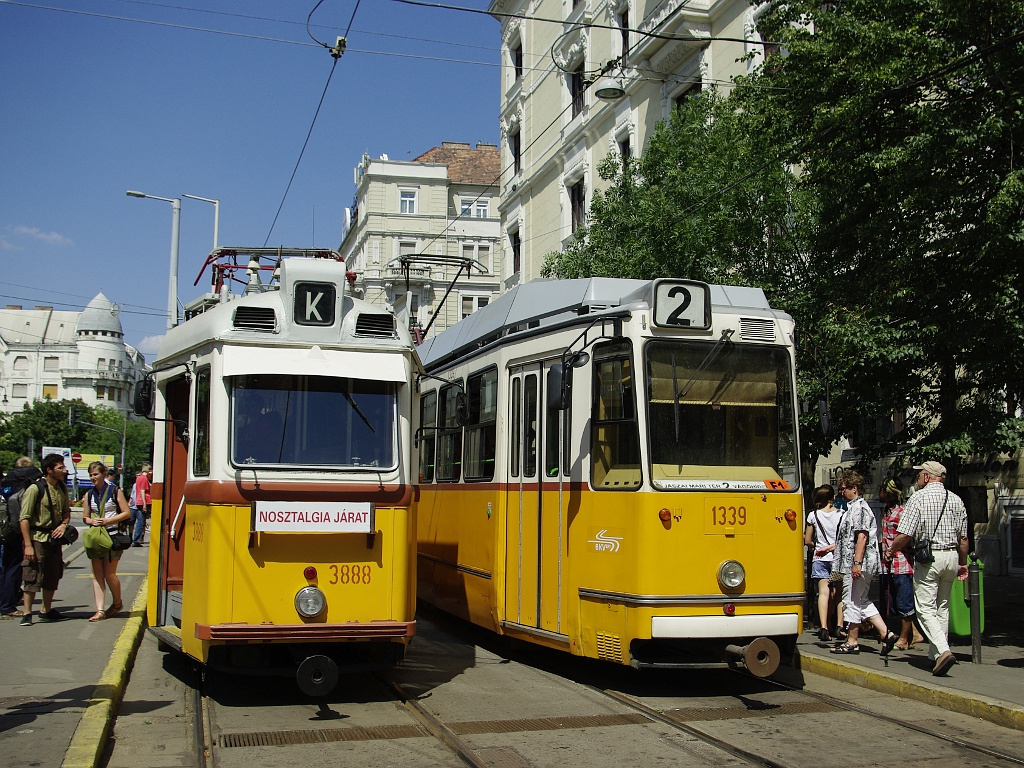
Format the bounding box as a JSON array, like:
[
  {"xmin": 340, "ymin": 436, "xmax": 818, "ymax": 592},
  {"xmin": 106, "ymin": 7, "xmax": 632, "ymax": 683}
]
[{"xmin": 652, "ymin": 279, "xmax": 711, "ymax": 330}]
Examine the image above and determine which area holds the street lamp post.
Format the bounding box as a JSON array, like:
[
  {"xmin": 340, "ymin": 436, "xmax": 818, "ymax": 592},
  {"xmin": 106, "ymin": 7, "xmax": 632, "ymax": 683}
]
[
  {"xmin": 183, "ymin": 194, "xmax": 220, "ymax": 249},
  {"xmin": 127, "ymin": 190, "xmax": 181, "ymax": 330}
]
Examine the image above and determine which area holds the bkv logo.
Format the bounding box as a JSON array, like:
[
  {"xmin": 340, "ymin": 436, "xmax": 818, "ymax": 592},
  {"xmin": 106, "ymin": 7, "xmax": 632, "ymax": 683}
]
[{"xmin": 588, "ymin": 529, "xmax": 623, "ymax": 553}]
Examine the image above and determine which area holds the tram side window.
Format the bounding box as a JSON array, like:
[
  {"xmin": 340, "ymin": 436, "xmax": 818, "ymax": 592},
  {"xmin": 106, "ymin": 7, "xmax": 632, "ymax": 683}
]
[
  {"xmin": 436, "ymin": 382, "xmax": 463, "ymax": 482},
  {"xmin": 591, "ymin": 341, "xmax": 642, "ymax": 490},
  {"xmin": 464, "ymin": 368, "xmax": 497, "ymax": 481},
  {"xmin": 524, "ymin": 374, "xmax": 538, "ymax": 478},
  {"xmin": 510, "ymin": 377, "xmax": 521, "ymax": 477},
  {"xmin": 419, "ymin": 390, "xmax": 437, "ymax": 483},
  {"xmin": 193, "ymin": 367, "xmax": 211, "ymax": 476}
]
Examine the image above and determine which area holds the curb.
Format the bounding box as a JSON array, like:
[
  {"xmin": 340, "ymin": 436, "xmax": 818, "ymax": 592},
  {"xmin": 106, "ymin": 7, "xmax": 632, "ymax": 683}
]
[
  {"xmin": 61, "ymin": 578, "xmax": 148, "ymax": 768},
  {"xmin": 797, "ymin": 651, "xmax": 1024, "ymax": 731}
]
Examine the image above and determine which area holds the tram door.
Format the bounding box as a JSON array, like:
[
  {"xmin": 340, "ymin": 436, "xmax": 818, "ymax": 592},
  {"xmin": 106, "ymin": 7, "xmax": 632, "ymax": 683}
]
[
  {"xmin": 505, "ymin": 362, "xmax": 565, "ymax": 635},
  {"xmin": 154, "ymin": 374, "xmax": 190, "ymax": 628}
]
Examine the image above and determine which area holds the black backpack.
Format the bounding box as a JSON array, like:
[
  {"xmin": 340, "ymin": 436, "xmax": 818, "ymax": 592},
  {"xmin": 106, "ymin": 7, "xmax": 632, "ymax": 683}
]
[{"xmin": 0, "ymin": 467, "xmax": 45, "ymax": 543}]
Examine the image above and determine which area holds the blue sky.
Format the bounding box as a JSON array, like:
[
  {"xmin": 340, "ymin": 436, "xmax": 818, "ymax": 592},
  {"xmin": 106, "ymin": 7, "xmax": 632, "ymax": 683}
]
[{"xmin": 0, "ymin": 0, "xmax": 499, "ymax": 356}]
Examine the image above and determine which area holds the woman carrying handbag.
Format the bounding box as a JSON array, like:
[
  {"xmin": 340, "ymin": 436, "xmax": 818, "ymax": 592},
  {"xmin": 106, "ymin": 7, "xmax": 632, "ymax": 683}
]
[{"xmin": 82, "ymin": 461, "xmax": 131, "ymax": 621}]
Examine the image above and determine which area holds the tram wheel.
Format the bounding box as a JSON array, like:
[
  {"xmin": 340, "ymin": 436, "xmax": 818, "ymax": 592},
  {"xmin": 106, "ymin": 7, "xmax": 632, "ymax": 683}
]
[{"xmin": 296, "ymin": 655, "xmax": 339, "ymax": 697}]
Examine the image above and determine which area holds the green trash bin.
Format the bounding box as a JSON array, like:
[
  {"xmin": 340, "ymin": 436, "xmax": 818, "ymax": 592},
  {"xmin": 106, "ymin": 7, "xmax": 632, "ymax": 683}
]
[{"xmin": 948, "ymin": 558, "xmax": 984, "ymax": 636}]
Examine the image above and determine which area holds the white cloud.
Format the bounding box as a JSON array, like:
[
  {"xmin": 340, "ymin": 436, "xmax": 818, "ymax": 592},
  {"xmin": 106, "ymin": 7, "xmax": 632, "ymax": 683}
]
[
  {"xmin": 11, "ymin": 225, "xmax": 73, "ymax": 246},
  {"xmin": 137, "ymin": 335, "xmax": 163, "ymax": 356},
  {"xmin": 0, "ymin": 236, "xmax": 17, "ymax": 251}
]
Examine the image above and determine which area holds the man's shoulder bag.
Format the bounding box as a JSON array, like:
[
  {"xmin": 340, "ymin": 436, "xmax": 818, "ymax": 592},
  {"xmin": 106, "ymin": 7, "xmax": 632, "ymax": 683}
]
[{"xmin": 914, "ymin": 491, "xmax": 948, "ymax": 564}]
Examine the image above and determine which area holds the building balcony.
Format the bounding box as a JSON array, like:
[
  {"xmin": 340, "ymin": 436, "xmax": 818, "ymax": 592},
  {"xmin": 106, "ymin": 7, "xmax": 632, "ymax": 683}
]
[{"xmin": 62, "ymin": 368, "xmax": 134, "ymax": 384}]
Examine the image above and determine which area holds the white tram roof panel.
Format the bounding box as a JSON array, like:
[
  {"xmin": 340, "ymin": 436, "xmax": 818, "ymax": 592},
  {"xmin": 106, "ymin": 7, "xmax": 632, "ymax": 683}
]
[
  {"xmin": 418, "ymin": 278, "xmax": 775, "ymax": 368},
  {"xmin": 157, "ymin": 252, "xmax": 412, "ymax": 365}
]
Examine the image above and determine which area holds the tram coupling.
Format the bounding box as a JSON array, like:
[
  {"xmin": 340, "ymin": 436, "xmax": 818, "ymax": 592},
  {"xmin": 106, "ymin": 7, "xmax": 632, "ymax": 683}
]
[{"xmin": 724, "ymin": 637, "xmax": 782, "ymax": 678}]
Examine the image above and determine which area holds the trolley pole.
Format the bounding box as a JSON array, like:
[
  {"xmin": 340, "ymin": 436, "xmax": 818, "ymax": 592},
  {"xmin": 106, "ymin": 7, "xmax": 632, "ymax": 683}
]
[{"xmin": 968, "ymin": 553, "xmax": 982, "ymax": 664}]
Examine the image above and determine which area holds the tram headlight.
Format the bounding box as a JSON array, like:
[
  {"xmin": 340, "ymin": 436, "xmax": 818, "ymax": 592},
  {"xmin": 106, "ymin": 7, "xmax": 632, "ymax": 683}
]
[
  {"xmin": 717, "ymin": 560, "xmax": 746, "ymax": 591},
  {"xmin": 294, "ymin": 586, "xmax": 326, "ymax": 618}
]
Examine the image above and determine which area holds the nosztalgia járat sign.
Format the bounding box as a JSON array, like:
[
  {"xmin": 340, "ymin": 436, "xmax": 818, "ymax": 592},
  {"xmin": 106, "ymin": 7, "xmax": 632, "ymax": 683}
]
[{"xmin": 254, "ymin": 501, "xmax": 374, "ymax": 533}]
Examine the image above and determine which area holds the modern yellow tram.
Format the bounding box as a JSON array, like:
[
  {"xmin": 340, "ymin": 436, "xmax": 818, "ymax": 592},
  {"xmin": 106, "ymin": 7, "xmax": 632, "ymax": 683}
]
[
  {"xmin": 414, "ymin": 278, "xmax": 803, "ymax": 677},
  {"xmin": 135, "ymin": 248, "xmax": 418, "ymax": 695}
]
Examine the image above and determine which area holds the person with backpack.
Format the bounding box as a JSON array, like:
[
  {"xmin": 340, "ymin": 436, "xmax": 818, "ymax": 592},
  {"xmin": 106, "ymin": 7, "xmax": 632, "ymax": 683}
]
[
  {"xmin": 18, "ymin": 453, "xmax": 73, "ymax": 626},
  {"xmin": 1, "ymin": 457, "xmax": 44, "ymax": 618},
  {"xmin": 82, "ymin": 461, "xmax": 131, "ymax": 621}
]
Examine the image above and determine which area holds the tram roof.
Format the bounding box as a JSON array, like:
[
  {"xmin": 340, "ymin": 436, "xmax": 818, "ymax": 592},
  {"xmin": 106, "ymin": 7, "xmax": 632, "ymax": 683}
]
[{"xmin": 418, "ymin": 277, "xmax": 772, "ymax": 368}]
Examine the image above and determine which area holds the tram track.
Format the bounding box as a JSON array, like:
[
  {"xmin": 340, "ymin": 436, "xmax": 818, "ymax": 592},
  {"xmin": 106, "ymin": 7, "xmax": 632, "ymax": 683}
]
[
  {"xmin": 172, "ymin": 614, "xmax": 1022, "ymax": 768},
  {"xmin": 750, "ymin": 668, "xmax": 1024, "ymax": 766}
]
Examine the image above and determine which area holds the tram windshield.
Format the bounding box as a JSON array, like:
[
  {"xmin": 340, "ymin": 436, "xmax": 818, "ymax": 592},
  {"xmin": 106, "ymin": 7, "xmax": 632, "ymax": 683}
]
[
  {"xmin": 645, "ymin": 341, "xmax": 798, "ymax": 490},
  {"xmin": 231, "ymin": 374, "xmax": 396, "ymax": 469}
]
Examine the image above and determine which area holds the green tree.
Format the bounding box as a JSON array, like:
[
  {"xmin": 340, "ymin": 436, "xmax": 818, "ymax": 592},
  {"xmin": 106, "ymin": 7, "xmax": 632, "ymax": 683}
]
[
  {"xmin": 0, "ymin": 400, "xmax": 154, "ymax": 490},
  {"xmin": 739, "ymin": 0, "xmax": 1024, "ymax": 475}
]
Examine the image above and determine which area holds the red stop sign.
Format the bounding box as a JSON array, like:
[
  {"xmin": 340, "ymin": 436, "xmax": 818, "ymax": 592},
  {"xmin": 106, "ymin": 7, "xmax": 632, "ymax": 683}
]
[{"xmin": 71, "ymin": 452, "xmax": 83, "ymax": 464}]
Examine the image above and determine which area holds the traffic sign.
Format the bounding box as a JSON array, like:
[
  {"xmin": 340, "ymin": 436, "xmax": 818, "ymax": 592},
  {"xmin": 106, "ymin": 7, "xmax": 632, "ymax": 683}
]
[{"xmin": 71, "ymin": 452, "xmax": 83, "ymax": 464}]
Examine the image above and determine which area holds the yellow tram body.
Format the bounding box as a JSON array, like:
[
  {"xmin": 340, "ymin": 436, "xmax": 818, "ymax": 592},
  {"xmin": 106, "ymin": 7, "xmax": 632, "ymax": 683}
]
[
  {"xmin": 141, "ymin": 249, "xmax": 418, "ymax": 694},
  {"xmin": 415, "ymin": 278, "xmax": 804, "ymax": 676}
]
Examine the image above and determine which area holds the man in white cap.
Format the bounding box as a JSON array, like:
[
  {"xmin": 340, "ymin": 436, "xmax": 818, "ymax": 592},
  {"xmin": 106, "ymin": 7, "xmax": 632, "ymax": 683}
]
[{"xmin": 890, "ymin": 461, "xmax": 968, "ymax": 675}]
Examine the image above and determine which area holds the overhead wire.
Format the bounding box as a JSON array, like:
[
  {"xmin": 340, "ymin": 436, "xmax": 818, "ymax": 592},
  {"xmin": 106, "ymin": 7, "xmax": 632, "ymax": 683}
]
[
  {"xmin": 263, "ymin": 0, "xmax": 363, "ymax": 246},
  {"xmin": 106, "ymin": 0, "xmax": 499, "ymax": 52}
]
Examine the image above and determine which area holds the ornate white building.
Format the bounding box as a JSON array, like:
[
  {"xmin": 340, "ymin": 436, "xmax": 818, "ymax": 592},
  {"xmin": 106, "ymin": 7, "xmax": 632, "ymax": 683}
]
[
  {"xmin": 0, "ymin": 294, "xmax": 147, "ymax": 415},
  {"xmin": 339, "ymin": 142, "xmax": 504, "ymax": 340}
]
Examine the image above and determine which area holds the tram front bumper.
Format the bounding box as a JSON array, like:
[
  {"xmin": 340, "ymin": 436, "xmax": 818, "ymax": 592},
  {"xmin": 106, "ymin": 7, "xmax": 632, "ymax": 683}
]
[
  {"xmin": 651, "ymin": 613, "xmax": 799, "ymax": 638},
  {"xmin": 195, "ymin": 620, "xmax": 416, "ymax": 642}
]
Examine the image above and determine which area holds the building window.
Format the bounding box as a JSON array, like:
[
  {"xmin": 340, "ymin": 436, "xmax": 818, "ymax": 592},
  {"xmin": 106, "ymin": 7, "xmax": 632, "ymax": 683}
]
[
  {"xmin": 569, "ymin": 179, "xmax": 586, "ymax": 233},
  {"xmin": 97, "ymin": 358, "xmax": 106, "ymax": 369},
  {"xmin": 510, "ymin": 229, "xmax": 521, "ymax": 274},
  {"xmin": 14, "ymin": 356, "xmax": 28, "ymax": 371},
  {"xmin": 619, "ymin": 8, "xmax": 629, "ymax": 55},
  {"xmin": 619, "ymin": 136, "xmax": 631, "ymax": 162},
  {"xmin": 461, "ymin": 199, "xmax": 473, "ymax": 217},
  {"xmin": 42, "ymin": 384, "xmax": 58, "ymax": 399},
  {"xmin": 462, "ymin": 243, "xmax": 491, "ymax": 273},
  {"xmin": 674, "ymin": 83, "xmax": 703, "ymax": 111},
  {"xmin": 475, "ymin": 200, "xmax": 488, "ymax": 218},
  {"xmin": 96, "ymin": 386, "xmax": 105, "ymax": 399},
  {"xmin": 12, "ymin": 384, "xmax": 27, "ymax": 398},
  {"xmin": 513, "ymin": 42, "xmax": 523, "ymax": 80},
  {"xmin": 462, "ymin": 295, "xmax": 490, "ymax": 319},
  {"xmin": 510, "ymin": 130, "xmax": 521, "ymax": 175},
  {"xmin": 571, "ymin": 64, "xmax": 585, "ymax": 118},
  {"xmin": 43, "ymin": 356, "xmax": 59, "ymax": 372},
  {"xmin": 399, "ymin": 241, "xmax": 417, "ymax": 259},
  {"xmin": 399, "ymin": 188, "xmax": 417, "ymax": 214}
]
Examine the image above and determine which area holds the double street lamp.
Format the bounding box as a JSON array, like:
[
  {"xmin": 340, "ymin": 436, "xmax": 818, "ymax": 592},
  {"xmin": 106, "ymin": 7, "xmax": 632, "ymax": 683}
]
[
  {"xmin": 126, "ymin": 190, "xmax": 180, "ymax": 330},
  {"xmin": 183, "ymin": 193, "xmax": 220, "ymax": 249}
]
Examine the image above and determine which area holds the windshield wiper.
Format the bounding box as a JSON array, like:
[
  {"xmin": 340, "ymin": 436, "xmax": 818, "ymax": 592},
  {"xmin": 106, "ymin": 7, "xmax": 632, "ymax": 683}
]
[
  {"xmin": 673, "ymin": 328, "xmax": 735, "ymax": 442},
  {"xmin": 342, "ymin": 387, "xmax": 376, "ymax": 433}
]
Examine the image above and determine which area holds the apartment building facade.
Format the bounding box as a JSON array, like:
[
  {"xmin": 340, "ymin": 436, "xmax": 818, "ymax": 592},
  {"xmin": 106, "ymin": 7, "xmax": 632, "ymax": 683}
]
[
  {"xmin": 491, "ymin": 0, "xmax": 770, "ymax": 282},
  {"xmin": 339, "ymin": 142, "xmax": 504, "ymax": 339}
]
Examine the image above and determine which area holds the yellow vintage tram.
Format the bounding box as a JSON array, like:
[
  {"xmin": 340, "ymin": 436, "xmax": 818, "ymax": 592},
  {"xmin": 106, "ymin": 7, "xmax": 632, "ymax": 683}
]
[
  {"xmin": 136, "ymin": 248, "xmax": 418, "ymax": 695},
  {"xmin": 414, "ymin": 278, "xmax": 803, "ymax": 677}
]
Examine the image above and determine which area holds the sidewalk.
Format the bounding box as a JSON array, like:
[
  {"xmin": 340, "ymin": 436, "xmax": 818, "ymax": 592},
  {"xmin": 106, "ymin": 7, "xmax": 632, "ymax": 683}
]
[
  {"xmin": 794, "ymin": 574, "xmax": 1024, "ymax": 731},
  {"xmin": 0, "ymin": 536, "xmax": 148, "ymax": 768}
]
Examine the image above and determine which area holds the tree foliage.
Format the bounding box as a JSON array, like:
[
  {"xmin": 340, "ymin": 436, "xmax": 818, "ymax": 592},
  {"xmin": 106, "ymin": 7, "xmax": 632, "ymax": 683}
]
[
  {"xmin": 545, "ymin": 0, "xmax": 1024, "ymax": 478},
  {"xmin": 0, "ymin": 400, "xmax": 153, "ymax": 489}
]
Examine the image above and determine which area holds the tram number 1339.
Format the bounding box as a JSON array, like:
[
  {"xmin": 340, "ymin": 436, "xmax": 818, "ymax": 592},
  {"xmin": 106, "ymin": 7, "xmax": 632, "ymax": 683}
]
[
  {"xmin": 327, "ymin": 564, "xmax": 373, "ymax": 585},
  {"xmin": 706, "ymin": 504, "xmax": 752, "ymax": 534}
]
